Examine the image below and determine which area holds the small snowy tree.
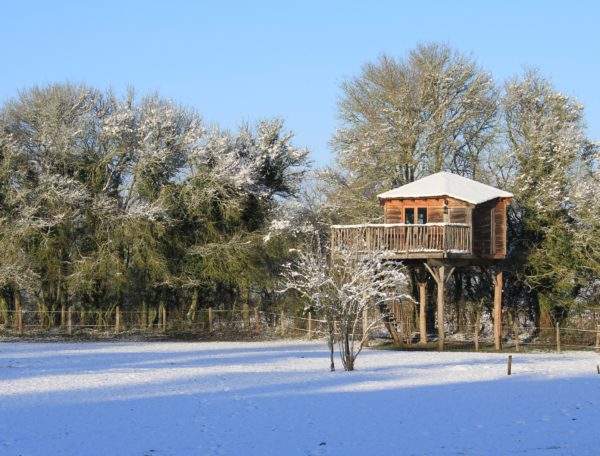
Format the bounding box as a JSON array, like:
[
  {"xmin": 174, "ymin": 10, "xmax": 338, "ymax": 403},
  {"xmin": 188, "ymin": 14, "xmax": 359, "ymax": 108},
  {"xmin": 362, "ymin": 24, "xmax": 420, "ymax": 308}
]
[{"xmin": 282, "ymin": 243, "xmax": 412, "ymax": 371}]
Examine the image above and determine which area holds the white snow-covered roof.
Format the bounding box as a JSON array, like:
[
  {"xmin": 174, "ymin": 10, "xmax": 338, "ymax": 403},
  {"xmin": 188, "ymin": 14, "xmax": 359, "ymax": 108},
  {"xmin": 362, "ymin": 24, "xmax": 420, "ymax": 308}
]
[{"xmin": 377, "ymin": 171, "xmax": 513, "ymax": 205}]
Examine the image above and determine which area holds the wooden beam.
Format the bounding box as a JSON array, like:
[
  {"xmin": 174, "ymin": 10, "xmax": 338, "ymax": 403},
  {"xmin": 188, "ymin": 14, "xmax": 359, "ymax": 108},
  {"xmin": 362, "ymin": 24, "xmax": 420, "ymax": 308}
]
[
  {"xmin": 445, "ymin": 267, "xmax": 456, "ymax": 284},
  {"xmin": 493, "ymin": 270, "xmax": 503, "ymax": 351},
  {"xmin": 424, "ymin": 263, "xmax": 439, "ymax": 285}
]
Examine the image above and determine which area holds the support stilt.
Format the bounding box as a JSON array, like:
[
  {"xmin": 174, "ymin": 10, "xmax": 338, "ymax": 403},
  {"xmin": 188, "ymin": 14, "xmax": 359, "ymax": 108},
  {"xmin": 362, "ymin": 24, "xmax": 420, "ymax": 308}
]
[
  {"xmin": 424, "ymin": 263, "xmax": 455, "ymax": 351},
  {"xmin": 436, "ymin": 265, "xmax": 445, "ymax": 351},
  {"xmin": 493, "ymin": 270, "xmax": 503, "ymax": 351}
]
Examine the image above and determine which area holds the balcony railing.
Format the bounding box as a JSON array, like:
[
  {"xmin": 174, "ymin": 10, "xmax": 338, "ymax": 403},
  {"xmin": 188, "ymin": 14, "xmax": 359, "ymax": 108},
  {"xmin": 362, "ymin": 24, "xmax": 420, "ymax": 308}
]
[{"xmin": 330, "ymin": 223, "xmax": 472, "ymax": 257}]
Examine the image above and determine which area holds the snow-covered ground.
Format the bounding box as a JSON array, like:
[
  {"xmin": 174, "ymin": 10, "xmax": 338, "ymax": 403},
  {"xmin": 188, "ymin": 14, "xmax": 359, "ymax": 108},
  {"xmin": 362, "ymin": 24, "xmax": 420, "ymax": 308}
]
[{"xmin": 0, "ymin": 341, "xmax": 599, "ymax": 455}]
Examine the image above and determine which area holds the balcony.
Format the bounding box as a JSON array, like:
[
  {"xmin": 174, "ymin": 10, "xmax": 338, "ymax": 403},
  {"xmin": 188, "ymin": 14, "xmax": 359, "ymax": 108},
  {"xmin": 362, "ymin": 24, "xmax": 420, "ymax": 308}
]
[{"xmin": 330, "ymin": 223, "xmax": 472, "ymax": 260}]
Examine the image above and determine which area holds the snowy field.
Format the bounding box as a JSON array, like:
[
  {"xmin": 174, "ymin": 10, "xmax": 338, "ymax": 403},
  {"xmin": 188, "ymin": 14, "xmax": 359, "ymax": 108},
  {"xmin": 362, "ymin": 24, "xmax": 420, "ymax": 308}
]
[{"xmin": 0, "ymin": 341, "xmax": 599, "ymax": 456}]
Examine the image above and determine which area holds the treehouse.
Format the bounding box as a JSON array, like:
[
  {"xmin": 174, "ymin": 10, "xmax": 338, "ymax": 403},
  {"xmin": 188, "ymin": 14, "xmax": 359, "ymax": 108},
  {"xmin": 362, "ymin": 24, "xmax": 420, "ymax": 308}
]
[{"xmin": 331, "ymin": 171, "xmax": 513, "ymax": 350}]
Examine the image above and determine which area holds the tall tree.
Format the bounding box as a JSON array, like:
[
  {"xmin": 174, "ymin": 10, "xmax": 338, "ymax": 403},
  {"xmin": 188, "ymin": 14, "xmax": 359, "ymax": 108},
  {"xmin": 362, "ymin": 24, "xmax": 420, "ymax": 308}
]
[
  {"xmin": 501, "ymin": 70, "xmax": 598, "ymax": 323},
  {"xmin": 325, "ymin": 43, "xmax": 498, "ymax": 222}
]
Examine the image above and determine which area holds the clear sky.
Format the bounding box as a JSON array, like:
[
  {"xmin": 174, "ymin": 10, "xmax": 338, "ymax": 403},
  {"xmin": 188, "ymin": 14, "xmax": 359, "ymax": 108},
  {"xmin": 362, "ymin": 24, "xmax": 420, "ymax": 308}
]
[{"xmin": 1, "ymin": 1, "xmax": 599, "ymax": 165}]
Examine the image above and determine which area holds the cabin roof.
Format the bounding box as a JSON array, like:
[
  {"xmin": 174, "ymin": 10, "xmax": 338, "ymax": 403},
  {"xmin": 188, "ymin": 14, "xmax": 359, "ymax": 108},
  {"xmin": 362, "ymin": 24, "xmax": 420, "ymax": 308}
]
[{"xmin": 377, "ymin": 171, "xmax": 513, "ymax": 205}]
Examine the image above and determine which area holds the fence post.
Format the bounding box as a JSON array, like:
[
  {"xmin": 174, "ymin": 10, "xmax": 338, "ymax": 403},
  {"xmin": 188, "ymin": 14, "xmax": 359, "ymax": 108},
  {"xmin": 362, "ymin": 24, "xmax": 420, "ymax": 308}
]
[
  {"xmin": 67, "ymin": 306, "xmax": 73, "ymax": 335},
  {"xmin": 307, "ymin": 312, "xmax": 313, "ymax": 340},
  {"xmin": 162, "ymin": 305, "xmax": 167, "ymax": 332},
  {"xmin": 14, "ymin": 293, "xmax": 22, "ymax": 334},
  {"xmin": 242, "ymin": 303, "xmax": 249, "ymax": 328},
  {"xmin": 140, "ymin": 302, "xmax": 147, "ymax": 330},
  {"xmin": 17, "ymin": 308, "xmax": 23, "ymax": 335},
  {"xmin": 208, "ymin": 307, "xmax": 213, "ymax": 332},
  {"xmin": 555, "ymin": 322, "xmax": 561, "ymax": 354},
  {"xmin": 507, "ymin": 355, "xmax": 512, "ymax": 376},
  {"xmin": 254, "ymin": 307, "xmax": 260, "ymax": 332},
  {"xmin": 115, "ymin": 306, "xmax": 121, "ymax": 333},
  {"xmin": 474, "ymin": 314, "xmax": 480, "ymax": 352},
  {"xmin": 596, "ymin": 325, "xmax": 600, "ymax": 352},
  {"xmin": 61, "ymin": 304, "xmax": 66, "ymax": 327},
  {"xmin": 280, "ymin": 309, "xmax": 285, "ymax": 334}
]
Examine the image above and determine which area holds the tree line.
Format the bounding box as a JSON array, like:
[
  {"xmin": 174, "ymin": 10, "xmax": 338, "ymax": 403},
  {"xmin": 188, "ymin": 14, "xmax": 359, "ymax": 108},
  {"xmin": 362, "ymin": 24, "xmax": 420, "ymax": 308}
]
[
  {"xmin": 0, "ymin": 42, "xmax": 599, "ymax": 332},
  {"xmin": 0, "ymin": 86, "xmax": 307, "ymax": 318}
]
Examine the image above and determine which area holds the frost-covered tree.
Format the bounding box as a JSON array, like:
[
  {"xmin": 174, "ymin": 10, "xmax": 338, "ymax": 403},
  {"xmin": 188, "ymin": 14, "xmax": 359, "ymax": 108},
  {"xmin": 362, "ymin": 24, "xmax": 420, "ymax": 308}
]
[
  {"xmin": 501, "ymin": 70, "xmax": 599, "ymax": 324},
  {"xmin": 0, "ymin": 83, "xmax": 309, "ymax": 317},
  {"xmin": 325, "ymin": 43, "xmax": 498, "ymax": 222},
  {"xmin": 282, "ymin": 243, "xmax": 411, "ymax": 371},
  {"xmin": 176, "ymin": 120, "xmax": 309, "ymax": 317}
]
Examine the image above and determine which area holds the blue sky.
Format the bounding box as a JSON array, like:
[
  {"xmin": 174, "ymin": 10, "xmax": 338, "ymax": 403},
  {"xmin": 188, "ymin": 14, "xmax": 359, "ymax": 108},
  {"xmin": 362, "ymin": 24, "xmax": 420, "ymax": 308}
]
[{"xmin": 1, "ymin": 1, "xmax": 599, "ymax": 165}]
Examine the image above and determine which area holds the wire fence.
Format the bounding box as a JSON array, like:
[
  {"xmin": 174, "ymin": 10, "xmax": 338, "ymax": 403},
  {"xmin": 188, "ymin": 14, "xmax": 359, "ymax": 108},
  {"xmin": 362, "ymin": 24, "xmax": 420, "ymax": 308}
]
[{"xmin": 1, "ymin": 306, "xmax": 599, "ymax": 353}]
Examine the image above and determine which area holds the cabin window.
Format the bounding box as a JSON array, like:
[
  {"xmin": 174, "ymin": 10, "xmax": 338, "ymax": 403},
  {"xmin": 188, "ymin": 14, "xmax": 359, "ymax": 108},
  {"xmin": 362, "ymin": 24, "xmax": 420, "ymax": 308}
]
[{"xmin": 404, "ymin": 207, "xmax": 427, "ymax": 224}]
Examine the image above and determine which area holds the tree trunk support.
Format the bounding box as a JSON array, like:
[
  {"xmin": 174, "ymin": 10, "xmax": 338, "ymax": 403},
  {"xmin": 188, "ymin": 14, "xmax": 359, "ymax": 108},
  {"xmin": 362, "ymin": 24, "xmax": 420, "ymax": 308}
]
[
  {"xmin": 493, "ymin": 270, "xmax": 503, "ymax": 351},
  {"xmin": 424, "ymin": 263, "xmax": 455, "ymax": 351}
]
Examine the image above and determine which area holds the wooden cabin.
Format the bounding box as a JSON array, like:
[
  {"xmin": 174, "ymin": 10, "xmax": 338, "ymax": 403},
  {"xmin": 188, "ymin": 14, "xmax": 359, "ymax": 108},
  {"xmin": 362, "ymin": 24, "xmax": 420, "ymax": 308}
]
[
  {"xmin": 331, "ymin": 171, "xmax": 513, "ymax": 260},
  {"xmin": 330, "ymin": 172, "xmax": 513, "ymax": 351}
]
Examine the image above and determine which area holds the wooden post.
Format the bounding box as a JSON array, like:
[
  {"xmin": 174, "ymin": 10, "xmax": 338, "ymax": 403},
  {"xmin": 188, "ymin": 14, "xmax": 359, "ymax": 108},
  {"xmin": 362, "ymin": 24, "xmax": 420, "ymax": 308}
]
[
  {"xmin": 424, "ymin": 263, "xmax": 454, "ymax": 352},
  {"xmin": 162, "ymin": 305, "xmax": 167, "ymax": 332},
  {"xmin": 474, "ymin": 312, "xmax": 480, "ymax": 352},
  {"xmin": 280, "ymin": 309, "xmax": 285, "ymax": 334},
  {"xmin": 14, "ymin": 292, "xmax": 22, "ymax": 334},
  {"xmin": 115, "ymin": 306, "xmax": 121, "ymax": 333},
  {"xmin": 307, "ymin": 312, "xmax": 313, "ymax": 340},
  {"xmin": 67, "ymin": 306, "xmax": 73, "ymax": 335},
  {"xmin": 493, "ymin": 270, "xmax": 503, "ymax": 351},
  {"xmin": 17, "ymin": 307, "xmax": 23, "ymax": 335},
  {"xmin": 507, "ymin": 355, "xmax": 512, "ymax": 375},
  {"xmin": 418, "ymin": 281, "xmax": 427, "ymax": 344},
  {"xmin": 141, "ymin": 301, "xmax": 147, "ymax": 330},
  {"xmin": 555, "ymin": 322, "xmax": 561, "ymax": 353},
  {"xmin": 363, "ymin": 308, "xmax": 369, "ymax": 347},
  {"xmin": 595, "ymin": 325, "xmax": 600, "ymax": 352},
  {"xmin": 208, "ymin": 307, "xmax": 213, "ymax": 332},
  {"xmin": 242, "ymin": 303, "xmax": 250, "ymax": 328},
  {"xmin": 254, "ymin": 307, "xmax": 260, "ymax": 331},
  {"xmin": 437, "ymin": 265, "xmax": 445, "ymax": 351},
  {"xmin": 61, "ymin": 304, "xmax": 66, "ymax": 328}
]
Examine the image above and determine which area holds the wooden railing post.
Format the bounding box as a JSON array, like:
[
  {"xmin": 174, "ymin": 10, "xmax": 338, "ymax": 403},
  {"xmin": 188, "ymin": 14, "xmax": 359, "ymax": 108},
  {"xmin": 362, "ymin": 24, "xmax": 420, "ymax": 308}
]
[
  {"xmin": 307, "ymin": 312, "xmax": 313, "ymax": 340},
  {"xmin": 208, "ymin": 307, "xmax": 213, "ymax": 332},
  {"xmin": 556, "ymin": 322, "xmax": 561, "ymax": 353}
]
